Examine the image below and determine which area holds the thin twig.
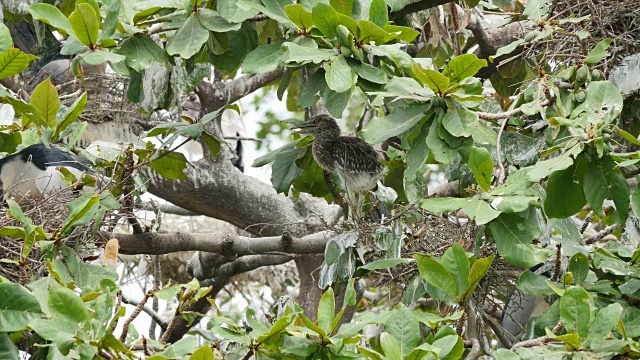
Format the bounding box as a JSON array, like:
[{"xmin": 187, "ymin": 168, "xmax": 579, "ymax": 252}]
[
  {"xmin": 511, "ymin": 321, "xmax": 563, "ymax": 350},
  {"xmin": 120, "ymin": 289, "xmax": 156, "ymax": 342},
  {"xmin": 580, "ymin": 211, "xmax": 594, "ymax": 234},
  {"xmin": 477, "ymin": 98, "xmax": 554, "ymax": 120},
  {"xmin": 584, "ymin": 223, "xmax": 621, "ymax": 245},
  {"xmin": 495, "ymin": 115, "xmax": 510, "ymax": 185}
]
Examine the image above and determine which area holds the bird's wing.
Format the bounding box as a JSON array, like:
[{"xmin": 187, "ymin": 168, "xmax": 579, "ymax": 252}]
[{"xmin": 334, "ymin": 136, "xmax": 384, "ymax": 174}]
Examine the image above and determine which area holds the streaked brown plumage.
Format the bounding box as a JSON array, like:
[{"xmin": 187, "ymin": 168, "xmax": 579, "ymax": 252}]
[
  {"xmin": 292, "ymin": 114, "xmax": 386, "ymax": 220},
  {"xmin": 293, "ymin": 114, "xmax": 384, "ymax": 193}
]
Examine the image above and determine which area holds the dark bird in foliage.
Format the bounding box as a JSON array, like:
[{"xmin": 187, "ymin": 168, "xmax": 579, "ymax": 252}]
[
  {"xmin": 499, "ymin": 262, "xmax": 552, "ymax": 347},
  {"xmin": 291, "ymin": 114, "xmax": 387, "ymax": 219},
  {"xmin": 0, "ymin": 144, "xmax": 95, "ymax": 201}
]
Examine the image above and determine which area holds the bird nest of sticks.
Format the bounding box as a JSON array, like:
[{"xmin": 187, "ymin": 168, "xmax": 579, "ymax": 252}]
[
  {"xmin": 56, "ymin": 73, "xmax": 141, "ymax": 124},
  {"xmin": 0, "ymin": 191, "xmax": 119, "ymax": 285},
  {"xmin": 526, "ymin": 0, "xmax": 640, "ymax": 69},
  {"xmin": 358, "ymin": 212, "xmax": 519, "ymax": 307}
]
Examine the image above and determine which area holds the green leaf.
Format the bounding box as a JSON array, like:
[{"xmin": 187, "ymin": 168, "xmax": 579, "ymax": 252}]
[
  {"xmin": 189, "ymin": 345, "xmax": 214, "ymax": 360},
  {"xmin": 149, "ymin": 151, "xmax": 190, "ymax": 180},
  {"xmin": 312, "ymin": 3, "xmax": 340, "ymax": 40},
  {"xmin": 324, "ymin": 55, "xmax": 356, "ymax": 93},
  {"xmin": 383, "ymin": 24, "xmax": 419, "ymax": 42},
  {"xmin": 559, "ymin": 286, "xmax": 591, "ymax": 338},
  {"xmin": 523, "ymin": 0, "xmax": 551, "ymax": 20},
  {"xmin": 441, "ymin": 98, "xmax": 479, "ymax": 137},
  {"xmin": 527, "ymin": 142, "xmax": 582, "ymax": 182},
  {"xmin": 100, "ymin": 0, "xmax": 121, "ymax": 41},
  {"xmin": 256, "ymin": 314, "xmax": 294, "ymax": 343},
  {"xmin": 568, "ymin": 253, "xmax": 589, "ymax": 286},
  {"xmin": 380, "ymin": 332, "xmax": 402, "ymax": 360},
  {"xmin": 420, "ymin": 197, "xmax": 465, "ymax": 213},
  {"xmin": 585, "ymin": 39, "xmax": 612, "ymax": 64},
  {"xmin": 462, "ymin": 197, "xmax": 502, "ymax": 225},
  {"xmin": 284, "ymin": 4, "xmax": 314, "ymax": 30},
  {"xmin": 412, "ymin": 64, "xmax": 449, "ymax": 94},
  {"xmin": 282, "ymin": 42, "xmax": 335, "ymax": 64},
  {"xmin": 369, "ymin": 0, "xmax": 388, "ymax": 28},
  {"xmin": 31, "ymin": 78, "xmax": 60, "ymax": 129},
  {"xmin": 350, "ymin": 60, "xmax": 389, "ymax": 84},
  {"xmin": 614, "ymin": 125, "xmax": 640, "ymax": 146},
  {"xmin": 584, "ymin": 303, "xmax": 622, "ymax": 347},
  {"xmin": 469, "ymin": 147, "xmax": 493, "ymax": 191},
  {"xmin": 464, "ymin": 254, "xmax": 494, "ymax": 300},
  {"xmin": 384, "ymin": 306, "xmax": 421, "ymax": 356},
  {"xmin": 116, "ymin": 34, "xmax": 169, "ymax": 72},
  {"xmin": 29, "ymin": 4, "xmax": 73, "ymax": 34},
  {"xmin": 324, "ymin": 85, "xmax": 354, "ymax": 117},
  {"xmin": 361, "ymin": 105, "xmax": 429, "ymax": 143},
  {"xmin": 357, "ymin": 20, "xmax": 393, "ymax": 44},
  {"xmin": 415, "ymin": 254, "xmax": 456, "ymax": 299},
  {"xmin": 243, "ymin": 41, "xmax": 286, "ymax": 74},
  {"xmin": 202, "ymin": 133, "xmax": 221, "ymax": 158},
  {"xmin": 426, "ymin": 118, "xmax": 458, "ymax": 164},
  {"xmin": 433, "ymin": 334, "xmax": 464, "ymax": 360},
  {"xmin": 405, "ymin": 124, "xmax": 429, "ymax": 182},
  {"xmin": 571, "ymin": 81, "xmax": 623, "ymax": 123},
  {"xmin": 253, "ymin": 140, "xmax": 301, "ymax": 167},
  {"xmin": 517, "ymin": 270, "xmax": 555, "ymax": 296},
  {"xmin": 69, "ymin": 3, "xmax": 100, "ymax": 47},
  {"xmin": 49, "ymin": 283, "xmax": 90, "ymax": 325},
  {"xmin": 584, "ymin": 155, "xmax": 629, "ymax": 223},
  {"xmin": 53, "ymin": 92, "xmax": 87, "ymax": 141},
  {"xmin": 318, "ymin": 287, "xmax": 335, "ymax": 334},
  {"xmin": 360, "ymin": 258, "xmax": 410, "ymax": 271},
  {"xmin": 544, "ymin": 156, "xmax": 587, "ymax": 218},
  {"xmin": 0, "ymin": 332, "xmax": 19, "ymax": 360},
  {"xmin": 494, "ymin": 349, "xmax": 520, "ymax": 360},
  {"xmin": 0, "ymin": 283, "xmax": 42, "ymax": 331},
  {"xmin": 443, "ymin": 54, "xmax": 487, "ymax": 83},
  {"xmin": 78, "ymin": 0, "xmax": 100, "ymax": 17},
  {"xmin": 282, "ymin": 336, "xmax": 320, "ymax": 357},
  {"xmin": 489, "ymin": 212, "xmax": 551, "ymax": 268},
  {"xmin": 330, "ymin": 0, "xmax": 353, "ymax": 15},
  {"xmin": 441, "ymin": 244, "xmax": 470, "ymax": 298},
  {"xmin": 491, "ymin": 39, "xmax": 525, "ymax": 61},
  {"xmin": 0, "ymin": 49, "xmax": 37, "ymax": 80},
  {"xmin": 197, "ymin": 8, "xmax": 242, "ymax": 32},
  {"xmin": 166, "ymin": 14, "xmax": 209, "ymax": 59},
  {"xmin": 271, "ymin": 146, "xmax": 304, "ymax": 194},
  {"xmin": 60, "ymin": 245, "xmax": 116, "ymax": 290},
  {"xmin": 0, "ymin": 23, "xmax": 11, "ymax": 54},
  {"xmin": 81, "ymin": 50, "xmax": 126, "ymax": 65},
  {"xmin": 60, "ymin": 193, "xmax": 100, "ymax": 235},
  {"xmin": 632, "ymin": 185, "xmax": 640, "ymax": 219}
]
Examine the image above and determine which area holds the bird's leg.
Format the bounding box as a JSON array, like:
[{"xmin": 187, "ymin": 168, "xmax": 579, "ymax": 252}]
[{"xmin": 323, "ymin": 170, "xmax": 348, "ymax": 218}]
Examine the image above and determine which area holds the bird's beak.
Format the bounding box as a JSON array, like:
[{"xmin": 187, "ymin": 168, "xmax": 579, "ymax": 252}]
[{"xmin": 282, "ymin": 119, "xmax": 313, "ymax": 133}]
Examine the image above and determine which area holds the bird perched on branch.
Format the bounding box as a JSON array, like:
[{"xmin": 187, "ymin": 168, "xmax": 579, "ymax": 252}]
[
  {"xmin": 291, "ymin": 114, "xmax": 387, "ymax": 220},
  {"xmin": 0, "ymin": 144, "xmax": 96, "ymax": 201}
]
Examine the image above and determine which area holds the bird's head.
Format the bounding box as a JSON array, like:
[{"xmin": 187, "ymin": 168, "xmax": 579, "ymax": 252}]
[{"xmin": 290, "ymin": 114, "xmax": 341, "ymax": 140}]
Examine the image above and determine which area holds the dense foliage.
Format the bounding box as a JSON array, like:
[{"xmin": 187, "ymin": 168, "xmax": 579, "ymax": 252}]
[{"xmin": 1, "ymin": 0, "xmax": 640, "ymax": 359}]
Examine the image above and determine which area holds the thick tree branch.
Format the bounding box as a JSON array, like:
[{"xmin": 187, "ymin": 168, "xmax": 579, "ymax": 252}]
[
  {"xmin": 109, "ymin": 230, "xmax": 332, "ymax": 256},
  {"xmin": 390, "ymin": 0, "xmax": 452, "ymax": 20},
  {"xmin": 145, "ymin": 162, "xmax": 340, "ymax": 237},
  {"xmin": 226, "ymin": 69, "xmax": 285, "ymax": 105},
  {"xmin": 138, "ymin": 203, "xmax": 199, "ymax": 216}
]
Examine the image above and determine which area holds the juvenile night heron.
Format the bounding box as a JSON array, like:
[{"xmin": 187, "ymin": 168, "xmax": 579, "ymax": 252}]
[
  {"xmin": 292, "ymin": 114, "xmax": 386, "ymax": 219},
  {"xmin": 0, "ymin": 144, "xmax": 96, "ymax": 201}
]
